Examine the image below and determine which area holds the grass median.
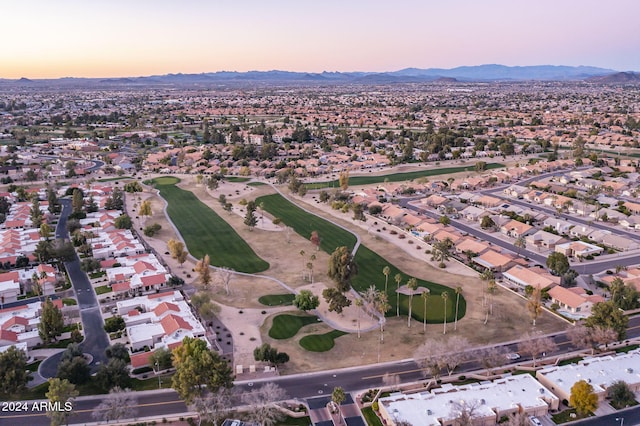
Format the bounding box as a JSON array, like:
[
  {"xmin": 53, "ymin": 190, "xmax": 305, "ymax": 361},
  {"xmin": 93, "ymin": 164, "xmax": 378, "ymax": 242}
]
[{"xmin": 152, "ymin": 176, "xmax": 269, "ymax": 273}]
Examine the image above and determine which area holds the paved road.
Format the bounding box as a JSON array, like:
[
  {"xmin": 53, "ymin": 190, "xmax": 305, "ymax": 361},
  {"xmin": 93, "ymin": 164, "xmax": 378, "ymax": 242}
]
[
  {"xmin": 572, "ymin": 409, "xmax": 640, "ymax": 426},
  {"xmin": 39, "ymin": 199, "xmax": 110, "ymax": 378}
]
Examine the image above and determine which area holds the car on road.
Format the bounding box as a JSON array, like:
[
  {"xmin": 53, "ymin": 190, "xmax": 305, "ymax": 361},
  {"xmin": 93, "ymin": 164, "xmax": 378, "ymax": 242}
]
[
  {"xmin": 529, "ymin": 416, "xmax": 542, "ymax": 426},
  {"xmin": 506, "ymin": 353, "xmax": 521, "ymax": 360}
]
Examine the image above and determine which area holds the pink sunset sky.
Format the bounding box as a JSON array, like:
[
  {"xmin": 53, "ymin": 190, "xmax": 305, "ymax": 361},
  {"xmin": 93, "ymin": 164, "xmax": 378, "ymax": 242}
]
[{"xmin": 1, "ymin": 0, "xmax": 638, "ymax": 79}]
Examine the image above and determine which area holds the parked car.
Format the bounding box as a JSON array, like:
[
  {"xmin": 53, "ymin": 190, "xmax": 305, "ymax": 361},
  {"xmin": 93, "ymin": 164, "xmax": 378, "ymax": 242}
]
[{"xmin": 506, "ymin": 353, "xmax": 521, "ymax": 360}]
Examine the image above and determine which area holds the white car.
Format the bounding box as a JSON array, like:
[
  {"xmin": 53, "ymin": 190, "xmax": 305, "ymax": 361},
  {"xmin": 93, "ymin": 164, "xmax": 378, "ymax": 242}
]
[
  {"xmin": 506, "ymin": 353, "xmax": 521, "ymax": 360},
  {"xmin": 529, "ymin": 416, "xmax": 542, "ymax": 426}
]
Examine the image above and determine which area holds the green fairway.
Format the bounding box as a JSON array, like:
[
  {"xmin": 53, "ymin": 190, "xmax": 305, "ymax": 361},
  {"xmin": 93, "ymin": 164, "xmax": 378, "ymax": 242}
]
[
  {"xmin": 257, "ymin": 194, "xmax": 357, "ymax": 253},
  {"xmin": 304, "ymin": 163, "xmax": 505, "ymax": 189},
  {"xmin": 258, "ymin": 293, "xmax": 295, "ymax": 306},
  {"xmin": 257, "ymin": 193, "xmax": 465, "ymax": 323},
  {"xmin": 299, "ymin": 330, "xmax": 347, "ymax": 352},
  {"xmin": 269, "ymin": 313, "xmax": 320, "ymax": 339},
  {"xmin": 152, "ymin": 176, "xmax": 269, "ymax": 273},
  {"xmin": 224, "ymin": 176, "xmax": 251, "ymax": 182}
]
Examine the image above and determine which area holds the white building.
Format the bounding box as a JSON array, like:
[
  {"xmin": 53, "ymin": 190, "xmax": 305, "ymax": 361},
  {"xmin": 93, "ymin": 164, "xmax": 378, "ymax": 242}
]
[
  {"xmin": 378, "ymin": 374, "xmax": 559, "ymax": 426},
  {"xmin": 536, "ymin": 350, "xmax": 640, "ymax": 403}
]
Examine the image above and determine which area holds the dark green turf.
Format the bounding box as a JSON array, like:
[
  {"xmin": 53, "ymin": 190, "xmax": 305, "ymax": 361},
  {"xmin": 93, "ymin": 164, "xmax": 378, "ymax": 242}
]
[
  {"xmin": 258, "ymin": 293, "xmax": 295, "ymax": 306},
  {"xmin": 269, "ymin": 314, "xmax": 320, "ymax": 339},
  {"xmin": 152, "ymin": 176, "xmax": 269, "ymax": 273},
  {"xmin": 304, "ymin": 163, "xmax": 505, "ymax": 189},
  {"xmin": 299, "ymin": 330, "xmax": 347, "ymax": 352},
  {"xmin": 257, "ymin": 193, "xmax": 465, "ymax": 322}
]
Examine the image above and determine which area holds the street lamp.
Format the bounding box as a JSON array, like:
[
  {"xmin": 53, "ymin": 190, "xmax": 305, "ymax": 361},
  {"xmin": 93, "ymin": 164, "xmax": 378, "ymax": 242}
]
[
  {"xmin": 616, "ymin": 418, "xmax": 624, "ymax": 426},
  {"xmin": 155, "ymin": 361, "xmax": 161, "ymax": 389}
]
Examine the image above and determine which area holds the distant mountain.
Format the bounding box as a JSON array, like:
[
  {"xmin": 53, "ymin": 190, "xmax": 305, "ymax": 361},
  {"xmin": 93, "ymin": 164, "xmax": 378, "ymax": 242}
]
[
  {"xmin": 586, "ymin": 71, "xmax": 640, "ymax": 84},
  {"xmin": 389, "ymin": 64, "xmax": 615, "ymax": 81},
  {"xmin": 0, "ymin": 65, "xmax": 625, "ymax": 87}
]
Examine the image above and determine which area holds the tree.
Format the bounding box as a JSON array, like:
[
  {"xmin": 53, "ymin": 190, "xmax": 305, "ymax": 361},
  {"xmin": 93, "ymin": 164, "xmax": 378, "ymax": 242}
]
[
  {"xmin": 546, "ymin": 252, "xmax": 570, "ymax": 276},
  {"xmin": 176, "ymin": 249, "xmax": 188, "ymax": 268},
  {"xmin": 216, "ymin": 267, "xmax": 234, "ymax": 295},
  {"xmin": 293, "ymin": 290, "xmax": 320, "ymax": 311},
  {"xmin": 104, "ymin": 315, "xmax": 125, "ymax": 333},
  {"xmin": 114, "ymin": 214, "xmax": 132, "ymax": 229},
  {"xmin": 431, "ymin": 238, "xmax": 453, "ymax": 268},
  {"xmin": 168, "ymin": 239, "xmax": 185, "ymax": 259},
  {"xmin": 406, "ymin": 277, "xmax": 418, "ymax": 328},
  {"xmin": 517, "ymin": 333, "xmax": 557, "ymax": 367},
  {"xmin": 96, "ymin": 358, "xmax": 131, "ymax": 391},
  {"xmin": 527, "ymin": 286, "xmax": 543, "ymax": 326},
  {"xmin": 92, "ymin": 386, "xmax": 137, "ymax": 423},
  {"xmin": 149, "ymin": 347, "xmax": 173, "ymax": 371},
  {"xmin": 40, "ymin": 222, "xmax": 52, "ymax": 240},
  {"xmin": 310, "ymin": 230, "xmax": 321, "ymax": 251},
  {"xmin": 442, "ymin": 291, "xmax": 449, "ymax": 334},
  {"xmin": 585, "ymin": 301, "xmax": 628, "ymax": 340},
  {"xmin": 382, "ymin": 266, "xmax": 391, "ymax": 295},
  {"xmin": 607, "ymin": 380, "xmax": 637, "ymax": 409},
  {"xmin": 105, "ymin": 187, "xmax": 124, "ymax": 210},
  {"xmin": 138, "ymin": 199, "xmax": 152, "ymax": 225},
  {"xmin": 244, "ymin": 200, "xmax": 257, "ymax": 230},
  {"xmin": 450, "ymin": 399, "xmax": 482, "ymax": 426},
  {"xmin": 195, "ymin": 254, "xmax": 213, "ymax": 290},
  {"xmin": 172, "ymin": 337, "xmax": 234, "ymax": 403},
  {"xmin": 439, "ymin": 215, "xmax": 451, "ymax": 225},
  {"xmin": 30, "ymin": 197, "xmax": 43, "ymax": 228},
  {"xmin": 339, "ymin": 170, "xmax": 349, "ymax": 190},
  {"xmin": 144, "ymin": 222, "xmax": 162, "ymax": 237},
  {"xmin": 322, "ymin": 288, "xmax": 352, "ymax": 314},
  {"xmin": 477, "ymin": 346, "xmax": 508, "ymax": 376},
  {"xmin": 331, "ymin": 386, "xmax": 347, "ymax": 424},
  {"xmin": 71, "ymin": 188, "xmax": 84, "ymax": 214},
  {"xmin": 570, "ymin": 380, "xmax": 598, "ymax": 416},
  {"xmin": 241, "ymin": 382, "xmax": 287, "ymax": 426},
  {"xmin": 39, "ymin": 298, "xmax": 64, "ymax": 343},
  {"xmin": 327, "ymin": 246, "xmax": 358, "ymax": 293},
  {"xmin": 105, "ymin": 342, "xmax": 130, "ymax": 362},
  {"xmin": 394, "ymin": 273, "xmax": 402, "ymax": 316},
  {"xmin": 193, "ymin": 388, "xmax": 233, "ymax": 426},
  {"xmin": 514, "ymin": 235, "xmax": 526, "ymax": 257},
  {"xmin": 609, "ymin": 277, "xmax": 640, "ymax": 310},
  {"xmin": 57, "ymin": 343, "xmax": 90, "ymax": 385},
  {"xmin": 421, "ymin": 290, "xmax": 430, "ymax": 332},
  {"xmin": 0, "ymin": 346, "xmax": 30, "ymax": 396},
  {"xmin": 46, "ymin": 378, "xmax": 78, "ymax": 426},
  {"xmin": 454, "ymin": 286, "xmax": 463, "ymax": 331},
  {"xmin": 253, "ymin": 343, "xmax": 289, "ymax": 368},
  {"xmin": 34, "ymin": 239, "xmax": 55, "ymax": 263}
]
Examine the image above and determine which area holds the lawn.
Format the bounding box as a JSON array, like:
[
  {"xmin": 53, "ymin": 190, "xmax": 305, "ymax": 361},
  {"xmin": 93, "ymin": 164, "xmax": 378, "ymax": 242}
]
[
  {"xmin": 257, "ymin": 193, "xmax": 357, "ymax": 253},
  {"xmin": 94, "ymin": 285, "xmax": 112, "ymax": 295},
  {"xmin": 152, "ymin": 176, "xmax": 269, "ymax": 273},
  {"xmin": 361, "ymin": 406, "xmax": 384, "ymax": 426},
  {"xmin": 259, "ymin": 293, "xmax": 296, "ymax": 306},
  {"xmin": 276, "ymin": 416, "xmax": 312, "ymax": 425},
  {"xmin": 299, "ymin": 330, "xmax": 347, "ymax": 352},
  {"xmin": 257, "ymin": 194, "xmax": 465, "ymax": 323},
  {"xmin": 269, "ymin": 314, "xmax": 320, "ymax": 339},
  {"xmin": 225, "ymin": 176, "xmax": 251, "ymax": 183},
  {"xmin": 304, "ymin": 163, "xmax": 505, "ymax": 189}
]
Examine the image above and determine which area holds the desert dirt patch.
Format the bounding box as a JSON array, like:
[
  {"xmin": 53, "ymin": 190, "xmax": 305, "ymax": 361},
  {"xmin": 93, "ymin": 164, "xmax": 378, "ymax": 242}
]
[{"xmin": 134, "ymin": 174, "xmax": 568, "ymax": 374}]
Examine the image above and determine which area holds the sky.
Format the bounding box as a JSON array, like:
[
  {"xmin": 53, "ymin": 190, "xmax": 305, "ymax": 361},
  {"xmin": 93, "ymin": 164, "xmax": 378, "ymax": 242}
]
[{"xmin": 2, "ymin": 0, "xmax": 639, "ymax": 79}]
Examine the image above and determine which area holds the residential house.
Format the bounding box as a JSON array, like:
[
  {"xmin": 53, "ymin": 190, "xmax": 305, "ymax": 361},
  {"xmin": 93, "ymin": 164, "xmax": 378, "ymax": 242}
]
[
  {"xmin": 500, "ymin": 220, "xmax": 533, "ymax": 238},
  {"xmin": 554, "ymin": 241, "xmax": 604, "ymax": 258},
  {"xmin": 525, "ymin": 230, "xmax": 566, "ymax": 251},
  {"xmin": 472, "ymin": 250, "xmax": 517, "ymax": 273},
  {"xmin": 547, "ymin": 286, "xmax": 604, "ymax": 316},
  {"xmin": 502, "ymin": 265, "xmax": 559, "ymax": 290}
]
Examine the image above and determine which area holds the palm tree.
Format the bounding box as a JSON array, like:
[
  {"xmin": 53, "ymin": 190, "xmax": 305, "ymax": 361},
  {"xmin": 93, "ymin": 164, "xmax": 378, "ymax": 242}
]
[
  {"xmin": 363, "ymin": 285, "xmax": 379, "ymax": 319},
  {"xmin": 514, "ymin": 235, "xmax": 526, "ymax": 258},
  {"xmin": 442, "ymin": 291, "xmax": 449, "ymax": 334},
  {"xmin": 406, "ymin": 278, "xmax": 418, "ymax": 328},
  {"xmin": 299, "ymin": 250, "xmax": 305, "ymax": 279},
  {"xmin": 394, "ymin": 273, "xmax": 402, "ymax": 317},
  {"xmin": 421, "ymin": 290, "xmax": 430, "ymax": 332},
  {"xmin": 375, "ymin": 293, "xmax": 390, "ymax": 342},
  {"xmin": 454, "ymin": 286, "xmax": 463, "ymax": 331},
  {"xmin": 382, "ymin": 266, "xmax": 390, "ymax": 295},
  {"xmin": 354, "ymin": 298, "xmax": 363, "ymax": 339}
]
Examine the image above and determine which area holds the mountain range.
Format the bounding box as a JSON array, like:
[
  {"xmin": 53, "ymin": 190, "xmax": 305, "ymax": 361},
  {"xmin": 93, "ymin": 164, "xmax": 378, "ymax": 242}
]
[{"xmin": 1, "ymin": 64, "xmax": 637, "ymax": 87}]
